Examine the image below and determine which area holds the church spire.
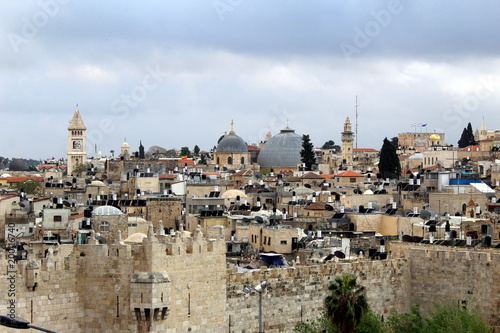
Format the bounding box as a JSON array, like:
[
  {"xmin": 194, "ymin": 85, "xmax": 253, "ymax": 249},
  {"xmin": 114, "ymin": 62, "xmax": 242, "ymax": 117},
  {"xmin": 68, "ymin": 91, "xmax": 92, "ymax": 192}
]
[{"xmin": 68, "ymin": 105, "xmax": 86, "ymax": 130}]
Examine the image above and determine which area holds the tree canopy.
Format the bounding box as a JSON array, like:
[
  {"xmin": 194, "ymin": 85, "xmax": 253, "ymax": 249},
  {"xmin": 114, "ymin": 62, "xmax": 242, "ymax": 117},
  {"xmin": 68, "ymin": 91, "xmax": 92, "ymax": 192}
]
[
  {"xmin": 458, "ymin": 122, "xmax": 477, "ymax": 148},
  {"xmin": 301, "ymin": 134, "xmax": 317, "ymax": 171},
  {"xmin": 379, "ymin": 137, "xmax": 401, "ymax": 179},
  {"xmin": 11, "ymin": 180, "xmax": 43, "ymax": 197},
  {"xmin": 325, "ymin": 275, "xmax": 369, "ymax": 333},
  {"xmin": 322, "ymin": 140, "xmax": 340, "ymax": 150}
]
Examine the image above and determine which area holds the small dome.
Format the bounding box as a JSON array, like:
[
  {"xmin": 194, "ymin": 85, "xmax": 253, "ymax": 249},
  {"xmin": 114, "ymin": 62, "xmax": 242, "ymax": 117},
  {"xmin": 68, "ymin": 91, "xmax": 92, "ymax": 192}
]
[
  {"xmin": 217, "ymin": 131, "xmax": 248, "ymax": 153},
  {"xmin": 124, "ymin": 232, "xmax": 148, "ymax": 243},
  {"xmin": 429, "ymin": 134, "xmax": 441, "ymax": 140},
  {"xmin": 128, "ymin": 216, "xmax": 148, "ymax": 223},
  {"xmin": 121, "ymin": 141, "xmax": 130, "ymax": 148},
  {"xmin": 257, "ymin": 127, "xmax": 303, "ymax": 168},
  {"xmin": 9, "ymin": 158, "xmax": 26, "ymax": 171},
  {"xmin": 89, "ymin": 180, "xmax": 107, "ymax": 187},
  {"xmin": 93, "ymin": 205, "xmax": 124, "ymax": 216}
]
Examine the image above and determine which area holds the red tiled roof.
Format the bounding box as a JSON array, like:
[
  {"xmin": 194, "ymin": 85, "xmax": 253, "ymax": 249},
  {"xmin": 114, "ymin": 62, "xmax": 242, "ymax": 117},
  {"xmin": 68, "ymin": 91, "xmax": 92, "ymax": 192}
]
[
  {"xmin": 0, "ymin": 195, "xmax": 17, "ymax": 201},
  {"xmin": 319, "ymin": 174, "xmax": 335, "ymax": 180},
  {"xmin": 353, "ymin": 148, "xmax": 379, "ymax": 153},
  {"xmin": 159, "ymin": 174, "xmax": 175, "ymax": 179},
  {"xmin": 70, "ymin": 213, "xmax": 84, "ymax": 219},
  {"xmin": 7, "ymin": 176, "xmax": 44, "ymax": 183},
  {"xmin": 247, "ymin": 145, "xmax": 260, "ymax": 151},
  {"xmin": 335, "ymin": 170, "xmax": 364, "ymax": 177},
  {"xmin": 460, "ymin": 145, "xmax": 481, "ymax": 152},
  {"xmin": 301, "ymin": 172, "xmax": 324, "ymax": 179}
]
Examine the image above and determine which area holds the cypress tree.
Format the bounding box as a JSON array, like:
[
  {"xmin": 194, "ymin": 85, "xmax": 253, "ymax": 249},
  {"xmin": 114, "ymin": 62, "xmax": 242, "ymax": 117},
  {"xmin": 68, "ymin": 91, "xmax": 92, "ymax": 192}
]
[
  {"xmin": 379, "ymin": 137, "xmax": 401, "ymax": 179},
  {"xmin": 301, "ymin": 134, "xmax": 316, "ymax": 171}
]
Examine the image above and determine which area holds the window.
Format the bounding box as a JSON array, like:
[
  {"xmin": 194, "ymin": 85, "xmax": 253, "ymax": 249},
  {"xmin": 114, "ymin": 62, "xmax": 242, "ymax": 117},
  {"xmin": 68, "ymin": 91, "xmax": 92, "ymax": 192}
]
[
  {"xmin": 53, "ymin": 215, "xmax": 62, "ymax": 222},
  {"xmin": 280, "ymin": 240, "xmax": 287, "ymax": 245},
  {"xmin": 100, "ymin": 221, "xmax": 110, "ymax": 232},
  {"xmin": 228, "ymin": 156, "xmax": 233, "ymax": 165},
  {"xmin": 350, "ymin": 178, "xmax": 356, "ymax": 183},
  {"xmin": 267, "ymin": 237, "xmax": 271, "ymax": 245}
]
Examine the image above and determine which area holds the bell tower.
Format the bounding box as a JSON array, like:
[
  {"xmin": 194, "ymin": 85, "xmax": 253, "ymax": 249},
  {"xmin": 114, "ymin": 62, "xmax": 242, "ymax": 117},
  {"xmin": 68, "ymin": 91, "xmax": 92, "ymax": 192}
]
[
  {"xmin": 67, "ymin": 106, "xmax": 87, "ymax": 175},
  {"xmin": 341, "ymin": 117, "xmax": 354, "ymax": 169}
]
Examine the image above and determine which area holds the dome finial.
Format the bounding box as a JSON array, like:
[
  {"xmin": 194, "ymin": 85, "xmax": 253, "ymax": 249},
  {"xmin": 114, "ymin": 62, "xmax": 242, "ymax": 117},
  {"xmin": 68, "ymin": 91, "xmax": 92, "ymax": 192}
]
[{"xmin": 230, "ymin": 119, "xmax": 235, "ymax": 132}]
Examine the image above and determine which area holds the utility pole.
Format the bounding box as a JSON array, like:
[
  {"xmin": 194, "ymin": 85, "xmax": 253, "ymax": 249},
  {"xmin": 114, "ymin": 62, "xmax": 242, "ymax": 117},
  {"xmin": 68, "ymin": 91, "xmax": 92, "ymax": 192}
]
[{"xmin": 355, "ymin": 96, "xmax": 359, "ymax": 149}]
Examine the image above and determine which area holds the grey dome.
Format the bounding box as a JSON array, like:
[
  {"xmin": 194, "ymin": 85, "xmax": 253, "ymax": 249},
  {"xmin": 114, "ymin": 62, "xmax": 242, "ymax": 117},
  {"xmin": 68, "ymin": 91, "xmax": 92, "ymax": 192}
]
[
  {"xmin": 9, "ymin": 158, "xmax": 27, "ymax": 171},
  {"xmin": 257, "ymin": 128, "xmax": 302, "ymax": 168},
  {"xmin": 217, "ymin": 131, "xmax": 248, "ymax": 153}
]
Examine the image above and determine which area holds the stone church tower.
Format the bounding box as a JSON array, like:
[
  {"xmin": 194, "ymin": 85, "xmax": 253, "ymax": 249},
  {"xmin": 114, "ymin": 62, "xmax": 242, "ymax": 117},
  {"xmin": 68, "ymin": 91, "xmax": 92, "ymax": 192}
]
[
  {"xmin": 341, "ymin": 117, "xmax": 354, "ymax": 169},
  {"xmin": 67, "ymin": 106, "xmax": 87, "ymax": 175}
]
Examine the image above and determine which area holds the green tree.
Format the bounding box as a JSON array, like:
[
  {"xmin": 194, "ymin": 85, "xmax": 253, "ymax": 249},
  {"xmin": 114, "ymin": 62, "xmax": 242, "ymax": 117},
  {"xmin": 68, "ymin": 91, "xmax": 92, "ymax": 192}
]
[
  {"xmin": 390, "ymin": 136, "xmax": 399, "ymax": 150},
  {"xmin": 193, "ymin": 145, "xmax": 200, "ymax": 156},
  {"xmin": 379, "ymin": 137, "xmax": 401, "ymax": 179},
  {"xmin": 386, "ymin": 304, "xmax": 424, "ymax": 333},
  {"xmin": 424, "ymin": 302, "xmax": 491, "ymax": 333},
  {"xmin": 322, "ymin": 140, "xmax": 335, "ymax": 149},
  {"xmin": 199, "ymin": 152, "xmax": 210, "ymax": 165},
  {"xmin": 11, "ymin": 180, "xmax": 43, "ymax": 196},
  {"xmin": 180, "ymin": 147, "xmax": 191, "ymax": 158},
  {"xmin": 139, "ymin": 141, "xmax": 145, "ymax": 159},
  {"xmin": 325, "ymin": 275, "xmax": 369, "ymax": 333},
  {"xmin": 72, "ymin": 162, "xmax": 91, "ymax": 176},
  {"xmin": 457, "ymin": 122, "xmax": 477, "ymax": 148},
  {"xmin": 300, "ymin": 134, "xmax": 317, "ymax": 171}
]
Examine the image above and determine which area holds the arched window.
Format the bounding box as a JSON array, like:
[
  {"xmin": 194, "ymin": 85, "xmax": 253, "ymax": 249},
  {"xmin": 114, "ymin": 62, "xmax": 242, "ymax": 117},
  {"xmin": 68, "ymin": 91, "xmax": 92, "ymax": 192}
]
[
  {"xmin": 241, "ymin": 157, "xmax": 245, "ymax": 165},
  {"xmin": 100, "ymin": 221, "xmax": 110, "ymax": 232},
  {"xmin": 216, "ymin": 157, "xmax": 220, "ymax": 165},
  {"xmin": 228, "ymin": 156, "xmax": 233, "ymax": 165}
]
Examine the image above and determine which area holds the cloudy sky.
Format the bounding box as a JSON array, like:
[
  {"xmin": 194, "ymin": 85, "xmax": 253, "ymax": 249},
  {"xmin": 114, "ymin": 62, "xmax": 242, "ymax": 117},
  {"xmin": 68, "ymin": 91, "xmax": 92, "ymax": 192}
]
[{"xmin": 1, "ymin": 1, "xmax": 500, "ymax": 159}]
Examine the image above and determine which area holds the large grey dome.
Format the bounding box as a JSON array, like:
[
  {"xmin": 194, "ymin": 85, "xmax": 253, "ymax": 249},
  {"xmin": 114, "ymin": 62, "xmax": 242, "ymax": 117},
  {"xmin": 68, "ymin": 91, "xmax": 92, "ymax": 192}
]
[
  {"xmin": 257, "ymin": 128, "xmax": 302, "ymax": 168},
  {"xmin": 217, "ymin": 131, "xmax": 248, "ymax": 153},
  {"xmin": 9, "ymin": 158, "xmax": 27, "ymax": 171}
]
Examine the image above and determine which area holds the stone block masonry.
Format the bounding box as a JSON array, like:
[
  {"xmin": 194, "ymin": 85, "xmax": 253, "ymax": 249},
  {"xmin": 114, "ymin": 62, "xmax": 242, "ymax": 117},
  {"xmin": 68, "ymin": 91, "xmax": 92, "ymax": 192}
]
[{"xmin": 0, "ymin": 238, "xmax": 499, "ymax": 332}]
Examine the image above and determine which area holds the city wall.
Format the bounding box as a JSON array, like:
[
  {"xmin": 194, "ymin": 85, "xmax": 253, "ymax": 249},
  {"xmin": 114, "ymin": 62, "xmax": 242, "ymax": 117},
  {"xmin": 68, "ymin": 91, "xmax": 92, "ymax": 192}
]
[{"xmin": 0, "ymin": 237, "xmax": 499, "ymax": 332}]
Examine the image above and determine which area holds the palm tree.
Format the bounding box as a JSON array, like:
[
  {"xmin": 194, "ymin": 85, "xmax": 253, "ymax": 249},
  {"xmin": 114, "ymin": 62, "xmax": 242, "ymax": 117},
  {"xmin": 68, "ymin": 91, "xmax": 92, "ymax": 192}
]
[{"xmin": 324, "ymin": 274, "xmax": 368, "ymax": 333}]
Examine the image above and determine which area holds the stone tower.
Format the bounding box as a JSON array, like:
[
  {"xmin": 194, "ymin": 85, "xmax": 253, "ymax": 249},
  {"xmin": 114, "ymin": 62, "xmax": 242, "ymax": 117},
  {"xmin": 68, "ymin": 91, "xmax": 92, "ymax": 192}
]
[
  {"xmin": 67, "ymin": 106, "xmax": 87, "ymax": 175},
  {"xmin": 121, "ymin": 138, "xmax": 130, "ymax": 160},
  {"xmin": 341, "ymin": 117, "xmax": 354, "ymax": 169},
  {"xmin": 480, "ymin": 117, "xmax": 488, "ymax": 141}
]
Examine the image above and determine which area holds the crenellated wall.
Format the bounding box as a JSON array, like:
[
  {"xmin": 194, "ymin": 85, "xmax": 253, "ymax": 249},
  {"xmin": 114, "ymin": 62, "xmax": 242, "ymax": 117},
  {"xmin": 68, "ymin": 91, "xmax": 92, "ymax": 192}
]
[
  {"xmin": 0, "ymin": 238, "xmax": 499, "ymax": 332},
  {"xmin": 226, "ymin": 259, "xmax": 410, "ymax": 333}
]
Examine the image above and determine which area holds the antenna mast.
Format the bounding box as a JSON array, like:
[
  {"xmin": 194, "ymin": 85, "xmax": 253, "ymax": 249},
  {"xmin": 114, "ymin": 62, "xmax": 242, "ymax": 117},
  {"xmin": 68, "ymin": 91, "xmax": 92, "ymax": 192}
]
[{"xmin": 355, "ymin": 96, "xmax": 359, "ymax": 149}]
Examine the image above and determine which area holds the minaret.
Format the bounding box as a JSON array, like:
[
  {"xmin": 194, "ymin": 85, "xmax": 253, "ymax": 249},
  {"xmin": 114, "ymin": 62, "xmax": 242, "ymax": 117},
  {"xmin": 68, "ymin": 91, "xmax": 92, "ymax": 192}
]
[
  {"xmin": 341, "ymin": 117, "xmax": 354, "ymax": 169},
  {"xmin": 67, "ymin": 106, "xmax": 87, "ymax": 175}
]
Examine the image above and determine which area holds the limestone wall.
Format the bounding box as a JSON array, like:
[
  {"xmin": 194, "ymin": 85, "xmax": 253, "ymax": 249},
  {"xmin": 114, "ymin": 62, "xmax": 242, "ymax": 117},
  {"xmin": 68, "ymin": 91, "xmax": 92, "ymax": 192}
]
[
  {"xmin": 390, "ymin": 242, "xmax": 500, "ymax": 330},
  {"xmin": 226, "ymin": 259, "xmax": 410, "ymax": 333}
]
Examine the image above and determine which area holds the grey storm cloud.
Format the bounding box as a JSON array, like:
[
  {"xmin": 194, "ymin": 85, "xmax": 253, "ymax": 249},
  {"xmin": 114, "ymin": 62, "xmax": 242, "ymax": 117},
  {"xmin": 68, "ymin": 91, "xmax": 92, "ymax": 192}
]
[{"xmin": 1, "ymin": 0, "xmax": 500, "ymax": 158}]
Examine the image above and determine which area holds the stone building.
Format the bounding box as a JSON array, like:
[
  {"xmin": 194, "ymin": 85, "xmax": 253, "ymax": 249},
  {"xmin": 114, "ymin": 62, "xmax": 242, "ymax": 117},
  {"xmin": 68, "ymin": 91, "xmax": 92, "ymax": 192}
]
[
  {"xmin": 341, "ymin": 117, "xmax": 354, "ymax": 168},
  {"xmin": 67, "ymin": 107, "xmax": 87, "ymax": 175},
  {"xmin": 398, "ymin": 132, "xmax": 446, "ymax": 150},
  {"xmin": 213, "ymin": 121, "xmax": 251, "ymax": 170}
]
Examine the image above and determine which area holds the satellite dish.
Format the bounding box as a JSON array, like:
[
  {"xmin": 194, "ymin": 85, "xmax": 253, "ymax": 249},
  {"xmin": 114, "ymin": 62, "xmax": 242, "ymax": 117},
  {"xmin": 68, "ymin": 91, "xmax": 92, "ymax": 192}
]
[
  {"xmin": 334, "ymin": 251, "xmax": 346, "ymax": 259},
  {"xmin": 420, "ymin": 210, "xmax": 432, "ymax": 220},
  {"xmin": 106, "ymin": 179, "xmax": 112, "ymax": 184},
  {"xmin": 85, "ymin": 179, "xmax": 92, "ymax": 184},
  {"xmin": 352, "ymin": 205, "xmax": 358, "ymax": 212},
  {"xmin": 371, "ymin": 203, "xmax": 380, "ymax": 211},
  {"xmin": 65, "ymin": 182, "xmax": 72, "ymax": 186},
  {"xmin": 367, "ymin": 184, "xmax": 376, "ymax": 191},
  {"xmin": 63, "ymin": 200, "xmax": 71, "ymax": 207},
  {"xmin": 18, "ymin": 202, "xmax": 25, "ymax": 208}
]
